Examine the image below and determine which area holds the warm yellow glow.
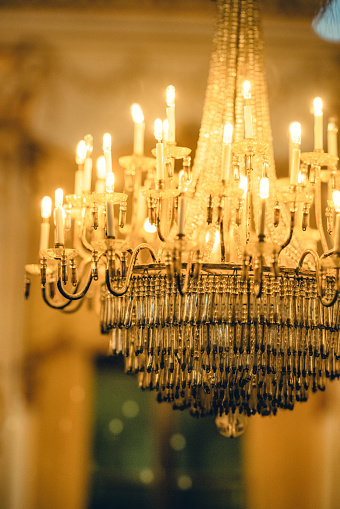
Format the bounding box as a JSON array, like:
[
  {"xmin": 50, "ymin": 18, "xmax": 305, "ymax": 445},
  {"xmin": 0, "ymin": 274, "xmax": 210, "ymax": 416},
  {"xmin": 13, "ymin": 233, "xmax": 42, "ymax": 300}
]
[
  {"xmin": 76, "ymin": 140, "xmax": 87, "ymax": 164},
  {"xmin": 178, "ymin": 170, "xmax": 186, "ymax": 190},
  {"xmin": 154, "ymin": 118, "xmax": 163, "ymax": 141},
  {"xmin": 131, "ymin": 103, "xmax": 144, "ymax": 124},
  {"xmin": 96, "ymin": 156, "xmax": 106, "ymax": 179},
  {"xmin": 223, "ymin": 122, "xmax": 233, "ymax": 144},
  {"xmin": 260, "ymin": 177, "xmax": 269, "ymax": 199},
  {"xmin": 328, "ymin": 119, "xmax": 338, "ymax": 134},
  {"xmin": 239, "ymin": 175, "xmax": 248, "ymax": 195},
  {"xmin": 243, "ymin": 80, "xmax": 251, "ymax": 99},
  {"xmin": 298, "ymin": 171, "xmax": 307, "ymax": 186},
  {"xmin": 212, "ymin": 229, "xmax": 220, "ymax": 252},
  {"xmin": 313, "ymin": 97, "xmax": 323, "ymax": 116},
  {"xmin": 41, "ymin": 196, "xmax": 52, "ymax": 219},
  {"xmin": 333, "ymin": 190, "xmax": 340, "ymax": 209},
  {"xmin": 163, "ymin": 119, "xmax": 169, "ymax": 141},
  {"xmin": 289, "ymin": 122, "xmax": 301, "ymax": 145},
  {"xmin": 106, "ymin": 172, "xmax": 115, "ymax": 191},
  {"xmin": 143, "ymin": 218, "xmax": 157, "ymax": 234},
  {"xmin": 84, "ymin": 134, "xmax": 93, "ymax": 155},
  {"xmin": 166, "ymin": 85, "xmax": 175, "ymax": 108},
  {"xmin": 103, "ymin": 133, "xmax": 112, "ymax": 151},
  {"xmin": 55, "ymin": 188, "xmax": 63, "ymax": 208}
]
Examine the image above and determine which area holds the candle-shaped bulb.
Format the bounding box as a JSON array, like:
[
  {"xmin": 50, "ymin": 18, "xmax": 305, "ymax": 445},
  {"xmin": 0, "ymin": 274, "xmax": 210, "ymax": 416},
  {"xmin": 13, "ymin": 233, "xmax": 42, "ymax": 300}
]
[
  {"xmin": 144, "ymin": 218, "xmax": 157, "ymax": 234},
  {"xmin": 313, "ymin": 97, "xmax": 323, "ymax": 151},
  {"xmin": 178, "ymin": 170, "xmax": 186, "ymax": 191},
  {"xmin": 106, "ymin": 172, "xmax": 115, "ymax": 193},
  {"xmin": 154, "ymin": 118, "xmax": 163, "ymax": 142},
  {"xmin": 243, "ymin": 80, "xmax": 251, "ymax": 99},
  {"xmin": 84, "ymin": 134, "xmax": 93, "ymax": 156},
  {"xmin": 333, "ymin": 190, "xmax": 340, "ymax": 211},
  {"xmin": 289, "ymin": 122, "xmax": 301, "ymax": 145},
  {"xmin": 163, "ymin": 119, "xmax": 169, "ymax": 143},
  {"xmin": 55, "ymin": 188, "xmax": 63, "ymax": 208},
  {"xmin": 96, "ymin": 156, "xmax": 106, "ymax": 180},
  {"xmin": 328, "ymin": 118, "xmax": 338, "ymax": 156},
  {"xmin": 54, "ymin": 188, "xmax": 64, "ymax": 245},
  {"xmin": 260, "ymin": 177, "xmax": 270, "ymax": 199},
  {"xmin": 131, "ymin": 103, "xmax": 145, "ymax": 155},
  {"xmin": 103, "ymin": 133, "xmax": 111, "ymax": 151},
  {"xmin": 131, "ymin": 103, "xmax": 144, "ymax": 124},
  {"xmin": 166, "ymin": 85, "xmax": 175, "ymax": 107},
  {"xmin": 41, "ymin": 196, "xmax": 52, "ymax": 219},
  {"xmin": 76, "ymin": 140, "xmax": 87, "ymax": 164},
  {"xmin": 239, "ymin": 175, "xmax": 248, "ymax": 196},
  {"xmin": 313, "ymin": 97, "xmax": 323, "ymax": 117},
  {"xmin": 223, "ymin": 122, "xmax": 233, "ymax": 144},
  {"xmin": 166, "ymin": 86, "xmax": 176, "ymax": 142}
]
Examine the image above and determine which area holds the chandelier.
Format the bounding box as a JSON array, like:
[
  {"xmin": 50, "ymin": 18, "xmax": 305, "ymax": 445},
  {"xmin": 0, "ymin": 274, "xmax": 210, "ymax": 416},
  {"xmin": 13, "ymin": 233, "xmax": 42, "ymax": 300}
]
[{"xmin": 25, "ymin": 0, "xmax": 340, "ymax": 437}]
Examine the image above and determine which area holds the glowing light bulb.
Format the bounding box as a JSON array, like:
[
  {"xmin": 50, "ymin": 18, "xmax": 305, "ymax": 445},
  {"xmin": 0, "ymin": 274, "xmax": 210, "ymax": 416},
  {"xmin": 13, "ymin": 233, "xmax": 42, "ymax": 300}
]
[
  {"xmin": 328, "ymin": 118, "xmax": 338, "ymax": 156},
  {"xmin": 163, "ymin": 119, "xmax": 169, "ymax": 142},
  {"xmin": 212, "ymin": 230, "xmax": 220, "ymax": 253},
  {"xmin": 41, "ymin": 196, "xmax": 52, "ymax": 219},
  {"xmin": 84, "ymin": 134, "xmax": 93, "ymax": 155},
  {"xmin": 260, "ymin": 177, "xmax": 270, "ymax": 199},
  {"xmin": 239, "ymin": 176, "xmax": 248, "ymax": 196},
  {"xmin": 223, "ymin": 122, "xmax": 233, "ymax": 144},
  {"xmin": 178, "ymin": 170, "xmax": 186, "ymax": 191},
  {"xmin": 289, "ymin": 122, "xmax": 301, "ymax": 145},
  {"xmin": 106, "ymin": 172, "xmax": 115, "ymax": 192},
  {"xmin": 103, "ymin": 133, "xmax": 112, "ymax": 151},
  {"xmin": 76, "ymin": 140, "xmax": 87, "ymax": 164},
  {"xmin": 313, "ymin": 97, "xmax": 323, "ymax": 116},
  {"xmin": 131, "ymin": 103, "xmax": 144, "ymax": 124},
  {"xmin": 55, "ymin": 188, "xmax": 63, "ymax": 208},
  {"xmin": 96, "ymin": 156, "xmax": 106, "ymax": 180},
  {"xmin": 143, "ymin": 218, "xmax": 157, "ymax": 234},
  {"xmin": 166, "ymin": 85, "xmax": 175, "ymax": 108},
  {"xmin": 333, "ymin": 190, "xmax": 340, "ymax": 210},
  {"xmin": 243, "ymin": 80, "xmax": 251, "ymax": 99},
  {"xmin": 154, "ymin": 118, "xmax": 163, "ymax": 142},
  {"xmin": 313, "ymin": 97, "xmax": 323, "ymax": 151}
]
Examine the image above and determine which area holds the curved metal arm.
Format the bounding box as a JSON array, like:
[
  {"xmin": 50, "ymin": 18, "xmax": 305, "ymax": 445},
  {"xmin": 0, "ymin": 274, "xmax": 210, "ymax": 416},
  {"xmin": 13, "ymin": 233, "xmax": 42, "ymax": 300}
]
[
  {"xmin": 106, "ymin": 243, "xmax": 157, "ymax": 297},
  {"xmin": 220, "ymin": 220, "xmax": 226, "ymax": 262},
  {"xmin": 174, "ymin": 252, "xmax": 193, "ymax": 297},
  {"xmin": 57, "ymin": 265, "xmax": 93, "ymax": 300},
  {"xmin": 297, "ymin": 249, "xmax": 339, "ymax": 307},
  {"xmin": 253, "ymin": 256, "xmax": 264, "ymax": 298},
  {"xmin": 42, "ymin": 286, "xmax": 74, "ymax": 310},
  {"xmin": 278, "ymin": 210, "xmax": 295, "ymax": 255}
]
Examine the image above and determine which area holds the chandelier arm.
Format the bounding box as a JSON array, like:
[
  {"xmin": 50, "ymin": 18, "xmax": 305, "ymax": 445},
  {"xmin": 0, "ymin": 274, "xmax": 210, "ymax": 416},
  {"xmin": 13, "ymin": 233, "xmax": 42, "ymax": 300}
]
[
  {"xmin": 253, "ymin": 256, "xmax": 264, "ymax": 298},
  {"xmin": 278, "ymin": 210, "xmax": 295, "ymax": 255},
  {"xmin": 297, "ymin": 248, "xmax": 319, "ymax": 271},
  {"xmin": 220, "ymin": 220, "xmax": 226, "ymax": 262},
  {"xmin": 174, "ymin": 252, "xmax": 193, "ymax": 297},
  {"xmin": 316, "ymin": 256, "xmax": 340, "ymax": 307},
  {"xmin": 57, "ymin": 267, "xmax": 93, "ymax": 301},
  {"xmin": 73, "ymin": 219, "xmax": 93, "ymax": 259},
  {"xmin": 296, "ymin": 248, "xmax": 339, "ymax": 308},
  {"xmin": 60, "ymin": 298, "xmax": 85, "ymax": 314},
  {"xmin": 41, "ymin": 286, "xmax": 74, "ymax": 310},
  {"xmin": 314, "ymin": 166, "xmax": 329, "ymax": 253},
  {"xmin": 106, "ymin": 243, "xmax": 157, "ymax": 297},
  {"xmin": 156, "ymin": 200, "xmax": 167, "ymax": 243},
  {"xmin": 81, "ymin": 221, "xmax": 95, "ymax": 254}
]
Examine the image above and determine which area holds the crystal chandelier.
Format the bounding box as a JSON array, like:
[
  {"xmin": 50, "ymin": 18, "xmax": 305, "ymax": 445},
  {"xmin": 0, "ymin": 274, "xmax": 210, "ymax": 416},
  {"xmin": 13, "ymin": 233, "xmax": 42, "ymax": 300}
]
[{"xmin": 25, "ymin": 0, "xmax": 340, "ymax": 436}]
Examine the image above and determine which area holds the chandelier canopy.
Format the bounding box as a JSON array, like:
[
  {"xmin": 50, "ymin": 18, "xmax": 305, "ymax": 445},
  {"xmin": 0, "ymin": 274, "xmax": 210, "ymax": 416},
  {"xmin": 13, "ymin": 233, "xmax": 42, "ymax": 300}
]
[{"xmin": 25, "ymin": 0, "xmax": 340, "ymax": 436}]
